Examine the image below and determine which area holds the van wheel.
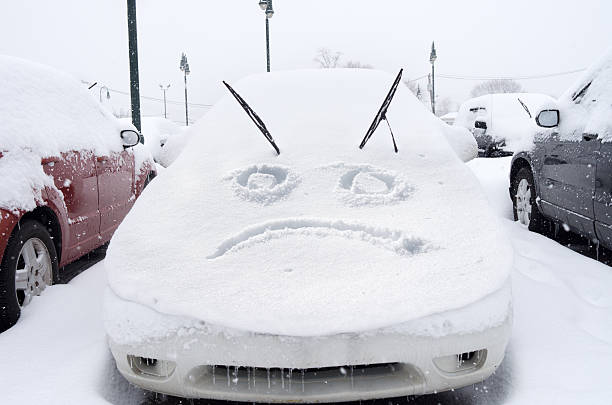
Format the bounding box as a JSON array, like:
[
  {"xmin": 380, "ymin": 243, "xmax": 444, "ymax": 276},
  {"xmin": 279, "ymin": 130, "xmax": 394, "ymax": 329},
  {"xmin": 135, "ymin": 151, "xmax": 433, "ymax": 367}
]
[
  {"xmin": 512, "ymin": 167, "xmax": 548, "ymax": 233},
  {"xmin": 0, "ymin": 220, "xmax": 58, "ymax": 332}
]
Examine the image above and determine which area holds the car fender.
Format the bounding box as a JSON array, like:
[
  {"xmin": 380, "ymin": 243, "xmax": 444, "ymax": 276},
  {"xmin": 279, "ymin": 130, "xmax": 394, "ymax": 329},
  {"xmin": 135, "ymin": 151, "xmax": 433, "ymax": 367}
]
[
  {"xmin": 41, "ymin": 186, "xmax": 70, "ymax": 266},
  {"xmin": 134, "ymin": 161, "xmax": 156, "ymax": 197},
  {"xmin": 0, "ymin": 209, "xmax": 19, "ymax": 264},
  {"xmin": 0, "ymin": 190, "xmax": 67, "ymax": 267}
]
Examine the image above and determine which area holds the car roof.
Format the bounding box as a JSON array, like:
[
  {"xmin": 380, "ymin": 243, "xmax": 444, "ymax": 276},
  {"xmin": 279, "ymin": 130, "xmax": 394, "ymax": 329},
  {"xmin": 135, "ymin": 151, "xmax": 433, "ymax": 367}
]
[{"xmin": 0, "ymin": 55, "xmax": 123, "ymax": 158}]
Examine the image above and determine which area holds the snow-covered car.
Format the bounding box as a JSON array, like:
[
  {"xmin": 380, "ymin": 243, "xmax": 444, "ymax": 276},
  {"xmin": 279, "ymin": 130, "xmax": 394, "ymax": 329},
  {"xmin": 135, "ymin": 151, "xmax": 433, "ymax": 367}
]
[
  {"xmin": 155, "ymin": 126, "xmax": 193, "ymax": 168},
  {"xmin": 0, "ymin": 56, "xmax": 155, "ymax": 332},
  {"xmin": 509, "ymin": 48, "xmax": 612, "ymax": 249},
  {"xmin": 440, "ymin": 120, "xmax": 478, "ymax": 162},
  {"xmin": 104, "ymin": 69, "xmax": 512, "ymax": 402},
  {"xmin": 440, "ymin": 111, "xmax": 457, "ymax": 125},
  {"xmin": 455, "ymin": 93, "xmax": 556, "ymax": 157},
  {"xmin": 122, "ymin": 117, "xmax": 185, "ymax": 166}
]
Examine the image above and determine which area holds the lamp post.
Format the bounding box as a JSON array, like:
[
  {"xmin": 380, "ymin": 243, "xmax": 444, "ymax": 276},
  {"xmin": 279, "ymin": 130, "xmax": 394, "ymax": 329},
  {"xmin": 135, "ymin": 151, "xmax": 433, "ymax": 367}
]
[
  {"xmin": 258, "ymin": 0, "xmax": 274, "ymax": 72},
  {"xmin": 159, "ymin": 84, "xmax": 170, "ymax": 119},
  {"xmin": 429, "ymin": 41, "xmax": 437, "ymax": 115},
  {"xmin": 179, "ymin": 53, "xmax": 190, "ymax": 126},
  {"xmin": 126, "ymin": 0, "xmax": 142, "ymax": 138},
  {"xmin": 99, "ymin": 86, "xmax": 110, "ymax": 103}
]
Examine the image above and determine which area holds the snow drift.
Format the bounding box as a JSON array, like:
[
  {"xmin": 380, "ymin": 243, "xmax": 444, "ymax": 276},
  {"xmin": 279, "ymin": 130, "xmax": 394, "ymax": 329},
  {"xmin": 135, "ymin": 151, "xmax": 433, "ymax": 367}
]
[{"xmin": 105, "ymin": 69, "xmax": 512, "ymax": 337}]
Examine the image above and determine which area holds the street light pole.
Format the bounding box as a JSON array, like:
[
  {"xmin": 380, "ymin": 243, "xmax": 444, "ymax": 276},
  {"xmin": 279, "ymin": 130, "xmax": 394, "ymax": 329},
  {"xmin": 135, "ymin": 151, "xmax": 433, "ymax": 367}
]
[
  {"xmin": 258, "ymin": 0, "xmax": 274, "ymax": 72},
  {"xmin": 429, "ymin": 41, "xmax": 437, "ymax": 115},
  {"xmin": 159, "ymin": 84, "xmax": 170, "ymax": 119},
  {"xmin": 180, "ymin": 53, "xmax": 190, "ymax": 126},
  {"xmin": 126, "ymin": 0, "xmax": 142, "ymax": 138},
  {"xmin": 266, "ymin": 16, "xmax": 271, "ymax": 72}
]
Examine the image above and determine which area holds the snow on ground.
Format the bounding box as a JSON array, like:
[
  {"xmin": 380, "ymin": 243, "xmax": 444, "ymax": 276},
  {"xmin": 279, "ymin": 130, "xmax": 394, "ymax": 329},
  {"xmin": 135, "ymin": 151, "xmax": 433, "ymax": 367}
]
[
  {"xmin": 1, "ymin": 157, "xmax": 611, "ymax": 404},
  {"xmin": 467, "ymin": 157, "xmax": 612, "ymax": 404},
  {"xmin": 0, "ymin": 261, "xmax": 110, "ymax": 404}
]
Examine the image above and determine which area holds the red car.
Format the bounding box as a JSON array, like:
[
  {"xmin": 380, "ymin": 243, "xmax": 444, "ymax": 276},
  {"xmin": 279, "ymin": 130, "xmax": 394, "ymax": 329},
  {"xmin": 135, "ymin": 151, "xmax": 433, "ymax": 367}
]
[{"xmin": 0, "ymin": 55, "xmax": 156, "ymax": 332}]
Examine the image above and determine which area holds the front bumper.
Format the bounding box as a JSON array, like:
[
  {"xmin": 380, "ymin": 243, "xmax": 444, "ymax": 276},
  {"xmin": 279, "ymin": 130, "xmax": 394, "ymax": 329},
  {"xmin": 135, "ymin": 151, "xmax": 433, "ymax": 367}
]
[{"xmin": 108, "ymin": 306, "xmax": 511, "ymax": 402}]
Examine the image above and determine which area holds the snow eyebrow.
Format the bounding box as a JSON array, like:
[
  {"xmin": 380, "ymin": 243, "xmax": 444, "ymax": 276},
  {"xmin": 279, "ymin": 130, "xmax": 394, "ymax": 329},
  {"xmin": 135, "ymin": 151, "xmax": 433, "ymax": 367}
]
[
  {"xmin": 359, "ymin": 69, "xmax": 403, "ymax": 153},
  {"xmin": 223, "ymin": 80, "xmax": 280, "ymax": 155}
]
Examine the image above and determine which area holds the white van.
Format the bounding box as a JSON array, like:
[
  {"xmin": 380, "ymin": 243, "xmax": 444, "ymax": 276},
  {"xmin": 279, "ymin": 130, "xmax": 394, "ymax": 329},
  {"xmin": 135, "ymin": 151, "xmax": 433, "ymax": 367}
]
[{"xmin": 454, "ymin": 93, "xmax": 555, "ymax": 156}]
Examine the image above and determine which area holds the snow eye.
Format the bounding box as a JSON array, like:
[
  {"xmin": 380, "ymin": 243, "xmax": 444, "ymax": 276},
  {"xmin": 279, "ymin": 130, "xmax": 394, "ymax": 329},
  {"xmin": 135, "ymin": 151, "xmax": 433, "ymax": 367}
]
[
  {"xmin": 228, "ymin": 164, "xmax": 300, "ymax": 204},
  {"xmin": 341, "ymin": 170, "xmax": 394, "ymax": 195},
  {"xmin": 337, "ymin": 165, "xmax": 413, "ymax": 206}
]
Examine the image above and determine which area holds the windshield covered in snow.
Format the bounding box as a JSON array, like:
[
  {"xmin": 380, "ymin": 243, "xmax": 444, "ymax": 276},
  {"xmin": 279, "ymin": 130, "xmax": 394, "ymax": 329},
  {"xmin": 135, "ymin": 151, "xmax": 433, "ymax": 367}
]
[{"xmin": 559, "ymin": 48, "xmax": 612, "ymax": 141}]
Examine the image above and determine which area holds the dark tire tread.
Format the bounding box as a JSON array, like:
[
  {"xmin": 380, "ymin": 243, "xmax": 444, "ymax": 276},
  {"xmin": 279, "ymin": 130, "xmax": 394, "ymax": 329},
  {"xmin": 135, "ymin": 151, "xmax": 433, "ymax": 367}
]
[{"xmin": 0, "ymin": 220, "xmax": 58, "ymax": 333}]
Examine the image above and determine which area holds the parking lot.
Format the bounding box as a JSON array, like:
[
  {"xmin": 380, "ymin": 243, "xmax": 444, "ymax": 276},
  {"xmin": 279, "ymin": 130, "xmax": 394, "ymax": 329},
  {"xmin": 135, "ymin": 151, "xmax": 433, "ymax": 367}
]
[{"xmin": 2, "ymin": 3, "xmax": 611, "ymax": 403}]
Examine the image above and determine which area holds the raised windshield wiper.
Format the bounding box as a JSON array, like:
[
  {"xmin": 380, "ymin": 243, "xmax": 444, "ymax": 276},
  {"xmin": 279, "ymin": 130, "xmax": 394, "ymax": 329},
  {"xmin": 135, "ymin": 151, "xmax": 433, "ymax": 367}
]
[
  {"xmin": 572, "ymin": 81, "xmax": 592, "ymax": 103},
  {"xmin": 223, "ymin": 81, "xmax": 280, "ymax": 155},
  {"xmin": 359, "ymin": 69, "xmax": 403, "ymax": 153},
  {"xmin": 517, "ymin": 97, "xmax": 532, "ymax": 118}
]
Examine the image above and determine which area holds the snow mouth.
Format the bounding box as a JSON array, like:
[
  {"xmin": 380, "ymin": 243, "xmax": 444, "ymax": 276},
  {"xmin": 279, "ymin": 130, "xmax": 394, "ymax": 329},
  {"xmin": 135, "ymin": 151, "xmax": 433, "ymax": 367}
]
[{"xmin": 207, "ymin": 218, "xmax": 430, "ymax": 259}]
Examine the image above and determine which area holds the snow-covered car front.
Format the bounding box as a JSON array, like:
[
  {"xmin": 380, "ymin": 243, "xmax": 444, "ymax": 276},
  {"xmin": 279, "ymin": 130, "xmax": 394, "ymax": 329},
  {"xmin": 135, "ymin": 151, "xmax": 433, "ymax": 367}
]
[{"xmin": 105, "ymin": 69, "xmax": 512, "ymax": 402}]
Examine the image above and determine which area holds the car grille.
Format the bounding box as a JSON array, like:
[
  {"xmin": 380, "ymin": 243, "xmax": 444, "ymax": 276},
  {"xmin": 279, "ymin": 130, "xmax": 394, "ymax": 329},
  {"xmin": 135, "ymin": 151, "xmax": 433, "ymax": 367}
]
[{"xmin": 182, "ymin": 362, "xmax": 425, "ymax": 397}]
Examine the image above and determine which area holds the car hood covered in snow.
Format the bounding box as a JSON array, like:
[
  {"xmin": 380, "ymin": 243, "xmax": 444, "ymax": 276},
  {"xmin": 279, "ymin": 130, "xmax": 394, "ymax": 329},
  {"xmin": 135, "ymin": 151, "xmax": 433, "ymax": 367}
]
[{"xmin": 106, "ymin": 69, "xmax": 512, "ymax": 337}]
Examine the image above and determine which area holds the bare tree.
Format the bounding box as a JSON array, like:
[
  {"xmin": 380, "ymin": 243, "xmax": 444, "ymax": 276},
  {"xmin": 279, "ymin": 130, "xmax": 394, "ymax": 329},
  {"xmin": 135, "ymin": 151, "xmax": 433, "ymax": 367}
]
[
  {"xmin": 314, "ymin": 48, "xmax": 343, "ymax": 69},
  {"xmin": 470, "ymin": 79, "xmax": 522, "ymax": 98},
  {"xmin": 404, "ymin": 80, "xmax": 428, "ymax": 103},
  {"xmin": 344, "ymin": 61, "xmax": 373, "ymax": 69}
]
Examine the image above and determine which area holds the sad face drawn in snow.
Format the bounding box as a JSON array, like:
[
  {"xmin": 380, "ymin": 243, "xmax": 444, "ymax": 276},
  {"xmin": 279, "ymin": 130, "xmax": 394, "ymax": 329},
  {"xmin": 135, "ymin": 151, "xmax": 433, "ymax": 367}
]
[
  {"xmin": 214, "ymin": 162, "xmax": 425, "ymax": 261},
  {"xmin": 105, "ymin": 69, "xmax": 512, "ymax": 338},
  {"xmin": 198, "ymin": 72, "xmax": 443, "ymax": 263}
]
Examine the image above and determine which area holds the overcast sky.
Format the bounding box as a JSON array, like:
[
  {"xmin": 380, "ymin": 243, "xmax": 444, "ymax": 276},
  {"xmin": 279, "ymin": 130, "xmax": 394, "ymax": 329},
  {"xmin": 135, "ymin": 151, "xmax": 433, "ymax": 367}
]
[{"xmin": 2, "ymin": 0, "xmax": 611, "ymax": 124}]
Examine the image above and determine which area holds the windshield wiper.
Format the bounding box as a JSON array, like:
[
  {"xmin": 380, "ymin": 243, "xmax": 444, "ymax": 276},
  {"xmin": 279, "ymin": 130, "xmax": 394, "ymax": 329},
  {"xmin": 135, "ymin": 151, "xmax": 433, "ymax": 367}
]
[
  {"xmin": 223, "ymin": 81, "xmax": 280, "ymax": 155},
  {"xmin": 359, "ymin": 69, "xmax": 403, "ymax": 153},
  {"xmin": 572, "ymin": 81, "xmax": 592, "ymax": 103},
  {"xmin": 517, "ymin": 97, "xmax": 532, "ymax": 118}
]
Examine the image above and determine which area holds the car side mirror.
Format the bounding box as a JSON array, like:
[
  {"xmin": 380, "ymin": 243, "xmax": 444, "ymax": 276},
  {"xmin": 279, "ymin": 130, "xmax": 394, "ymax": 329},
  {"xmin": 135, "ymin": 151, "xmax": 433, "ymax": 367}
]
[
  {"xmin": 535, "ymin": 109, "xmax": 559, "ymax": 128},
  {"xmin": 474, "ymin": 120, "xmax": 487, "ymax": 130},
  {"xmin": 120, "ymin": 130, "xmax": 140, "ymax": 148}
]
